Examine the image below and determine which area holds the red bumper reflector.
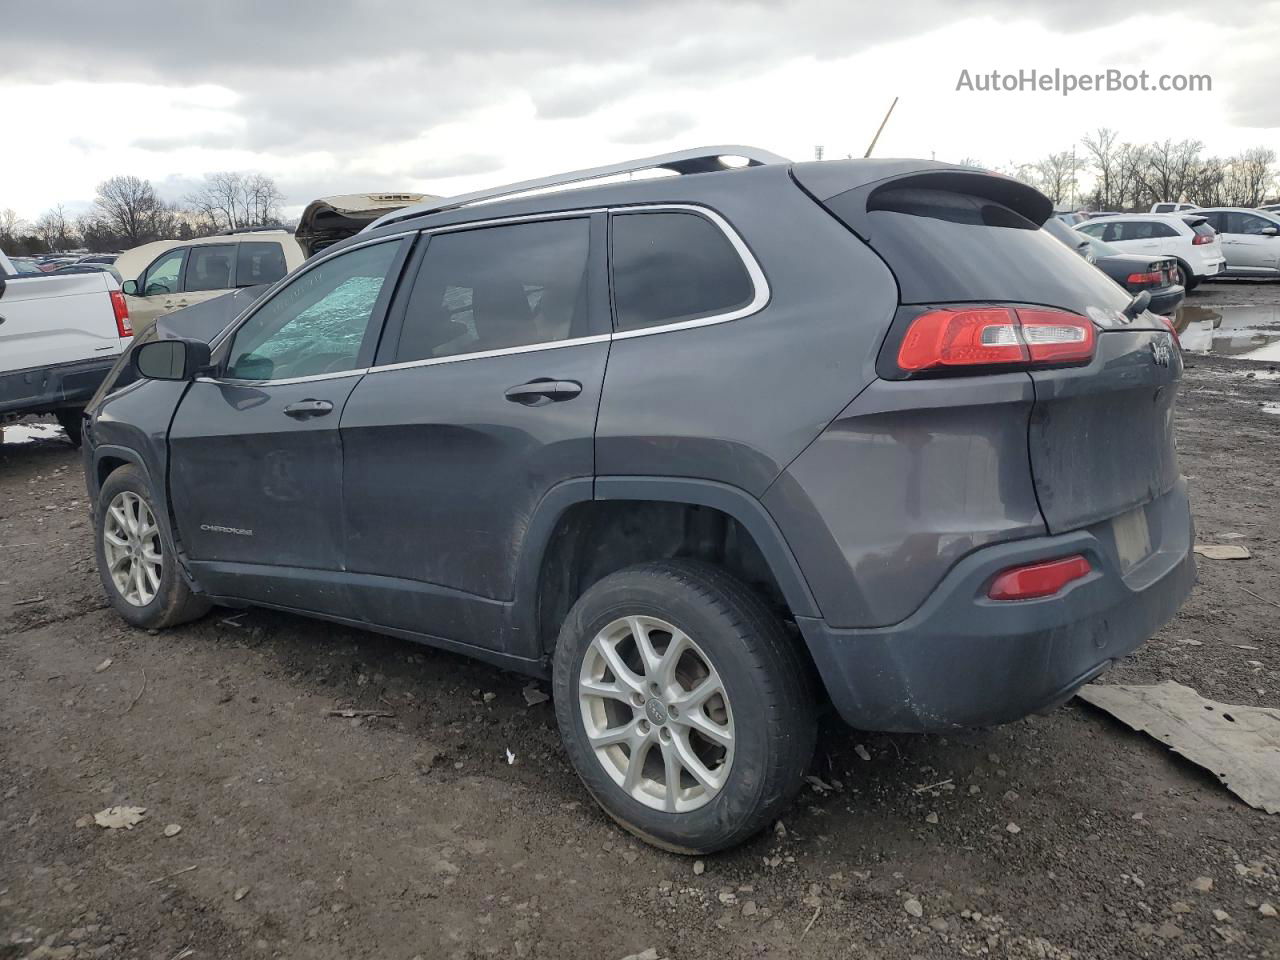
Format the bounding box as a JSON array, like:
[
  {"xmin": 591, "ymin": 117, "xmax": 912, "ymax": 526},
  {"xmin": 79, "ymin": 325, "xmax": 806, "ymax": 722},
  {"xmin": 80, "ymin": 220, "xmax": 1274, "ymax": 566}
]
[{"xmin": 988, "ymin": 554, "xmax": 1092, "ymax": 601}]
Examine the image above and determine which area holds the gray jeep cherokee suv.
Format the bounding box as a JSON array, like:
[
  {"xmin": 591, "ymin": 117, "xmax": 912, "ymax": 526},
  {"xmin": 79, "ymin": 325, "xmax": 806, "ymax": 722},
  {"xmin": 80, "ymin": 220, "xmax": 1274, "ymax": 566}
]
[{"xmin": 82, "ymin": 147, "xmax": 1195, "ymax": 853}]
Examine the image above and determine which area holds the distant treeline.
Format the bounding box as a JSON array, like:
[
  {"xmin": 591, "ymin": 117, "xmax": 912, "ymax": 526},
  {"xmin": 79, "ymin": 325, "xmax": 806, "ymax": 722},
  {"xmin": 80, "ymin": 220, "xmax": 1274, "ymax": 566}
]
[
  {"xmin": 2, "ymin": 171, "xmax": 289, "ymax": 254},
  {"xmin": 967, "ymin": 128, "xmax": 1278, "ymax": 211}
]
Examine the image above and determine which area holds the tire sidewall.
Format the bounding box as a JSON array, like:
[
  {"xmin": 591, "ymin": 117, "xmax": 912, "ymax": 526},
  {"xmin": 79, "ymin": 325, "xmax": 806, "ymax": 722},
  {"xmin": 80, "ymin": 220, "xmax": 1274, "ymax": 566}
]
[
  {"xmin": 553, "ymin": 572, "xmax": 779, "ymax": 852},
  {"xmin": 94, "ymin": 466, "xmax": 185, "ymax": 628}
]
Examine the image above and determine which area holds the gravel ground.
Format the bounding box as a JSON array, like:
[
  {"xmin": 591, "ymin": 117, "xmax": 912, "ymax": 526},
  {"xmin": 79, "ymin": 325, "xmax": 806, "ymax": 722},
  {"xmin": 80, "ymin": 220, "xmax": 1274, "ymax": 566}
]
[{"xmin": 2, "ymin": 280, "xmax": 1278, "ymax": 960}]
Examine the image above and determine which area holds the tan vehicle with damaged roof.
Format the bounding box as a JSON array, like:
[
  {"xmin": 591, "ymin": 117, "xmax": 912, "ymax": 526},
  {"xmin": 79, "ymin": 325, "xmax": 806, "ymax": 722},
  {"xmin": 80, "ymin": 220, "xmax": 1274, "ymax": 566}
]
[{"xmin": 117, "ymin": 193, "xmax": 436, "ymax": 332}]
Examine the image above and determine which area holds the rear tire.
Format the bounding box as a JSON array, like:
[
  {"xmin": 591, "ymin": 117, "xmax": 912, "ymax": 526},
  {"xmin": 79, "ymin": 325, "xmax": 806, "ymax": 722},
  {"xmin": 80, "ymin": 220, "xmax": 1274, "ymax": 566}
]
[
  {"xmin": 55, "ymin": 408, "xmax": 83, "ymax": 447},
  {"xmin": 552, "ymin": 559, "xmax": 816, "ymax": 854},
  {"xmin": 1175, "ymin": 262, "xmax": 1199, "ymax": 291},
  {"xmin": 94, "ymin": 464, "xmax": 210, "ymax": 629}
]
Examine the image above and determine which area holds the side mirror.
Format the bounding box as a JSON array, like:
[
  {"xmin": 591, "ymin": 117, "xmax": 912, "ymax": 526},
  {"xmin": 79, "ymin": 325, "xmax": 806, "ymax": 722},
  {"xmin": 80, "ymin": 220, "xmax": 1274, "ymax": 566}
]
[
  {"xmin": 1262, "ymin": 227, "xmax": 1279, "ymax": 237},
  {"xmin": 132, "ymin": 338, "xmax": 212, "ymax": 381},
  {"xmin": 121, "ymin": 279, "xmax": 138, "ymax": 295},
  {"xmin": 1123, "ymin": 289, "xmax": 1152, "ymax": 320}
]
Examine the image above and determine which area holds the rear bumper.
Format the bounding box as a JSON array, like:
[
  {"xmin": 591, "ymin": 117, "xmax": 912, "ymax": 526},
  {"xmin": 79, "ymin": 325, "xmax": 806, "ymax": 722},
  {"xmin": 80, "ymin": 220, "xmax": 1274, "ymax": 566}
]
[
  {"xmin": 1146, "ymin": 285, "xmax": 1184, "ymax": 316},
  {"xmin": 797, "ymin": 479, "xmax": 1195, "ymax": 732},
  {"xmin": 0, "ymin": 356, "xmax": 119, "ymax": 419}
]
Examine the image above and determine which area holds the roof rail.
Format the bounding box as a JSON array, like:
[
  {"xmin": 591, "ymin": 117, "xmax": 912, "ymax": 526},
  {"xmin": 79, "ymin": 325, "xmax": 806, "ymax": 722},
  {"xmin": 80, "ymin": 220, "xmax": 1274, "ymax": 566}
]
[{"xmin": 363, "ymin": 145, "xmax": 790, "ymax": 232}]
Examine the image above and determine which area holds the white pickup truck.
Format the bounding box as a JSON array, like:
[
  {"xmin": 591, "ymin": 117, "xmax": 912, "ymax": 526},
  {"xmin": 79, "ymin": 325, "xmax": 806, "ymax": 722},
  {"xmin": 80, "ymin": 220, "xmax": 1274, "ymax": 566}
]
[{"xmin": 1, "ymin": 249, "xmax": 133, "ymax": 445}]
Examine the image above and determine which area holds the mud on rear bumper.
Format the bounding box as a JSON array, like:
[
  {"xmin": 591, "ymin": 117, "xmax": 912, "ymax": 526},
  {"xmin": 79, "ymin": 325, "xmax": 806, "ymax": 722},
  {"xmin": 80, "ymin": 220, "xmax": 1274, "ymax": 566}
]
[{"xmin": 796, "ymin": 479, "xmax": 1196, "ymax": 732}]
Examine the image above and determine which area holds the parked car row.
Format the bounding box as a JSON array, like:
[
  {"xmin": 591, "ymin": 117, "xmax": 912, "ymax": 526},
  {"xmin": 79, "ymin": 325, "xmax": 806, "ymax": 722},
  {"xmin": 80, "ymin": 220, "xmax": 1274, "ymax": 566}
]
[
  {"xmin": 1042, "ymin": 219, "xmax": 1185, "ymax": 316},
  {"xmin": 1055, "ymin": 201, "xmax": 1280, "ymax": 282}
]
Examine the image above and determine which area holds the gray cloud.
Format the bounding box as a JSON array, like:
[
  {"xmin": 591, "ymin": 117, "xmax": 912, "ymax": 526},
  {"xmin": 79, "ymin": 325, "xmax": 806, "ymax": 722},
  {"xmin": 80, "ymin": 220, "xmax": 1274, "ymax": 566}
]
[
  {"xmin": 612, "ymin": 112, "xmax": 698, "ymax": 145},
  {"xmin": 3, "ymin": 0, "xmax": 1276, "ymax": 212}
]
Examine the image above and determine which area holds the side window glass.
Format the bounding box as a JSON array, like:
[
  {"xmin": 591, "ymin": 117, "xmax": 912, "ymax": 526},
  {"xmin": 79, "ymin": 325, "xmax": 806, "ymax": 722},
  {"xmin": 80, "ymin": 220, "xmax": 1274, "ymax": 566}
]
[
  {"xmin": 1231, "ymin": 213, "xmax": 1272, "ymax": 235},
  {"xmin": 394, "ymin": 218, "xmax": 590, "ymax": 364},
  {"xmin": 226, "ymin": 241, "xmax": 400, "ymax": 381},
  {"xmin": 1102, "ymin": 222, "xmax": 1122, "ymax": 243},
  {"xmin": 142, "ymin": 248, "xmax": 185, "ymax": 296},
  {"xmin": 236, "ymin": 242, "xmax": 289, "ymax": 287},
  {"xmin": 611, "ymin": 211, "xmax": 754, "ymax": 331},
  {"xmin": 184, "ymin": 245, "xmax": 236, "ymax": 292},
  {"xmin": 1153, "ymin": 222, "xmax": 1178, "ymax": 238}
]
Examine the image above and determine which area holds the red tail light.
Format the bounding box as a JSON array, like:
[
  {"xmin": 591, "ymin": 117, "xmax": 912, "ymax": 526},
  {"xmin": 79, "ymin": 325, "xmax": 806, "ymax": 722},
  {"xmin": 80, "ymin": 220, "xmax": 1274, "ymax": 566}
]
[
  {"xmin": 1192, "ymin": 233, "xmax": 1213, "ymax": 245},
  {"xmin": 896, "ymin": 306, "xmax": 1095, "ymax": 374},
  {"xmin": 1126, "ymin": 271, "xmax": 1162, "ymax": 285},
  {"xmin": 988, "ymin": 554, "xmax": 1092, "ymax": 601},
  {"xmin": 109, "ymin": 290, "xmax": 133, "ymax": 338}
]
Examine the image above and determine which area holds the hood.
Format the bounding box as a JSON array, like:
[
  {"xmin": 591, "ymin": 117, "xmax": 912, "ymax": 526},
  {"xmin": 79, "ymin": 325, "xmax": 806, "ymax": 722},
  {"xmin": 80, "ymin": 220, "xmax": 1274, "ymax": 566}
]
[
  {"xmin": 156, "ymin": 284, "xmax": 270, "ymax": 343},
  {"xmin": 295, "ymin": 192, "xmax": 440, "ymax": 258}
]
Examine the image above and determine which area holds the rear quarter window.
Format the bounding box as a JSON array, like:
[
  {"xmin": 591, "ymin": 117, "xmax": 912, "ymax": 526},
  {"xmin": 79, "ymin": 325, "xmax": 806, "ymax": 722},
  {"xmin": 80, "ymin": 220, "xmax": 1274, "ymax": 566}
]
[{"xmin": 610, "ymin": 211, "xmax": 755, "ymax": 331}]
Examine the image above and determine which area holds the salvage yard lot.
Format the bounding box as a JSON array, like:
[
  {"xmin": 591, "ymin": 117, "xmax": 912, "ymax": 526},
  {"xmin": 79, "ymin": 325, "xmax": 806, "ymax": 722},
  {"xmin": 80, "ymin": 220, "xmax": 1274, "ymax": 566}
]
[{"xmin": 2, "ymin": 283, "xmax": 1279, "ymax": 960}]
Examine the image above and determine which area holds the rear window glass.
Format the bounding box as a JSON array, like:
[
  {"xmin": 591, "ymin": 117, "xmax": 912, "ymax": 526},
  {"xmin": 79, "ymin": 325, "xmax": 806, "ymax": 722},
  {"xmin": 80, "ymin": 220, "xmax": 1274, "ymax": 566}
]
[
  {"xmin": 237, "ymin": 242, "xmax": 288, "ymax": 287},
  {"xmin": 1191, "ymin": 221, "xmax": 1215, "ymax": 238},
  {"xmin": 610, "ymin": 211, "xmax": 754, "ymax": 331},
  {"xmin": 834, "ymin": 187, "xmax": 1129, "ymax": 310}
]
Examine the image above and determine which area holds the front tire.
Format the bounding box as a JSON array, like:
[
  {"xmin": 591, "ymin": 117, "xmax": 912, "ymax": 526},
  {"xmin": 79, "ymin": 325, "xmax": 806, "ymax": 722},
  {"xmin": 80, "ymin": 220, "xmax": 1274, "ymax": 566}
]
[
  {"xmin": 552, "ymin": 560, "xmax": 816, "ymax": 854},
  {"xmin": 55, "ymin": 408, "xmax": 83, "ymax": 447},
  {"xmin": 94, "ymin": 464, "xmax": 210, "ymax": 629}
]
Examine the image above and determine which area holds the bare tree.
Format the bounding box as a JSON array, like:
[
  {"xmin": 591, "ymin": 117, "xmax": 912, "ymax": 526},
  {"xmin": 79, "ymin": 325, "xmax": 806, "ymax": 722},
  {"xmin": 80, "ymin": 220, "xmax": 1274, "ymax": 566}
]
[
  {"xmin": 0, "ymin": 208, "xmax": 27, "ymax": 249},
  {"xmin": 1082, "ymin": 128, "xmax": 1120, "ymax": 209},
  {"xmin": 94, "ymin": 176, "xmax": 176, "ymax": 246},
  {"xmin": 1034, "ymin": 151, "xmax": 1078, "ymax": 207},
  {"xmin": 186, "ymin": 171, "xmax": 284, "ymax": 232},
  {"xmin": 35, "ymin": 204, "xmax": 76, "ymax": 252}
]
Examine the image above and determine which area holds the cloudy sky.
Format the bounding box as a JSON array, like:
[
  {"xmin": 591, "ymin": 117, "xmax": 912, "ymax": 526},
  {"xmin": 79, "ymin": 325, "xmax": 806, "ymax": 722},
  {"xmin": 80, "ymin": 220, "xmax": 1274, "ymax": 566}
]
[{"xmin": 2, "ymin": 0, "xmax": 1277, "ymax": 222}]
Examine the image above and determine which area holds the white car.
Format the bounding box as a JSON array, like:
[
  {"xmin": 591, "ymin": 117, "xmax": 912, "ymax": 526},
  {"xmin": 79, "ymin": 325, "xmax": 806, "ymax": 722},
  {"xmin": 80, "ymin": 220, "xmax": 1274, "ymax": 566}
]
[
  {"xmin": 1074, "ymin": 213, "xmax": 1225, "ymax": 289},
  {"xmin": 1150, "ymin": 202, "xmax": 1199, "ymax": 214},
  {"xmin": 1, "ymin": 250, "xmax": 133, "ymax": 444},
  {"xmin": 1192, "ymin": 208, "xmax": 1280, "ymax": 278}
]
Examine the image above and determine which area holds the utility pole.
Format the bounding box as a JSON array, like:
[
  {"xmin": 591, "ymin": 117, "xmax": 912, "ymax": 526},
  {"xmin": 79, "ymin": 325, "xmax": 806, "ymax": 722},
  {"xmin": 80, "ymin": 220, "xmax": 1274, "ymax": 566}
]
[
  {"xmin": 864, "ymin": 97, "xmax": 899, "ymax": 159},
  {"xmin": 814, "ymin": 145, "xmax": 824, "ymax": 161}
]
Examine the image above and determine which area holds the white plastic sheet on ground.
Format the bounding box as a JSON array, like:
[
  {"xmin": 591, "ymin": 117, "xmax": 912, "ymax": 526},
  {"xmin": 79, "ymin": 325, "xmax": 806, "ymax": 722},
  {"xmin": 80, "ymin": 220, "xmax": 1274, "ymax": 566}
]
[{"xmin": 1078, "ymin": 681, "xmax": 1280, "ymax": 814}]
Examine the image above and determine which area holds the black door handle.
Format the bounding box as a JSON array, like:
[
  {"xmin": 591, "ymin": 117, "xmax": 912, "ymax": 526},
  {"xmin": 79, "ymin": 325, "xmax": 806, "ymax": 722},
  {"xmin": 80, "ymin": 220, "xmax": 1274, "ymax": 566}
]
[
  {"xmin": 504, "ymin": 379, "xmax": 583, "ymax": 406},
  {"xmin": 283, "ymin": 399, "xmax": 334, "ymax": 419}
]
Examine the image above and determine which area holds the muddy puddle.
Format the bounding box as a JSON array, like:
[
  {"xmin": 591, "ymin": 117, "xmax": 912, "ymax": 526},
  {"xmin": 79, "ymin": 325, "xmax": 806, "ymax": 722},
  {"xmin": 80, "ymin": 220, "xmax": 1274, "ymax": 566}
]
[{"xmin": 1175, "ymin": 303, "xmax": 1280, "ymax": 362}]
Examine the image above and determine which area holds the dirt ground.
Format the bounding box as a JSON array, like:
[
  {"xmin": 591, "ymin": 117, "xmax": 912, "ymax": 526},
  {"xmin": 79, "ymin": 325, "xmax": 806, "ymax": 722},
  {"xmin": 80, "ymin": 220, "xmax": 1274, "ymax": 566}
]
[{"xmin": 3, "ymin": 281, "xmax": 1279, "ymax": 960}]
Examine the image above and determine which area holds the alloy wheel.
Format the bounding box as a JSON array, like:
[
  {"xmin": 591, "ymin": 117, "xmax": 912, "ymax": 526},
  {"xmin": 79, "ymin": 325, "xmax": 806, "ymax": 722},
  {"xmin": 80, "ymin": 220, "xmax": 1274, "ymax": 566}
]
[
  {"xmin": 578, "ymin": 615, "xmax": 734, "ymax": 813},
  {"xmin": 102, "ymin": 491, "xmax": 163, "ymax": 607}
]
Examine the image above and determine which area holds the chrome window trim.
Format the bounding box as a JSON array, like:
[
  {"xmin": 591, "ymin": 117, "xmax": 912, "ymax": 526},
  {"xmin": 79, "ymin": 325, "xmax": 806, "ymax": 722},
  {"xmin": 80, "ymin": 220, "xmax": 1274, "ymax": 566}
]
[
  {"xmin": 370, "ymin": 334, "xmax": 611, "ymax": 376},
  {"xmin": 196, "ymin": 204, "xmax": 768, "ymax": 387},
  {"xmin": 605, "ymin": 203, "xmax": 770, "ymax": 339},
  {"xmin": 196, "ymin": 368, "xmax": 369, "ymax": 388}
]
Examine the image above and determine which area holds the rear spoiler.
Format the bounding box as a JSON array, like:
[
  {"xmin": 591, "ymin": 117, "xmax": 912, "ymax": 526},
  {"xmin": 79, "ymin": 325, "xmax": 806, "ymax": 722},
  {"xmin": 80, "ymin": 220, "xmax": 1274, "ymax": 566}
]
[{"xmin": 791, "ymin": 159, "xmax": 1053, "ymax": 238}]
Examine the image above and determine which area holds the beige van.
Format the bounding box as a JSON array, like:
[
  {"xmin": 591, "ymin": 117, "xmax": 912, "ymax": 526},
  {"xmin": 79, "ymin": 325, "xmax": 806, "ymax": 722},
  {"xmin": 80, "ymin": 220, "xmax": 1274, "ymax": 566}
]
[
  {"xmin": 117, "ymin": 194, "xmax": 436, "ymax": 332},
  {"xmin": 118, "ymin": 230, "xmax": 305, "ymax": 332}
]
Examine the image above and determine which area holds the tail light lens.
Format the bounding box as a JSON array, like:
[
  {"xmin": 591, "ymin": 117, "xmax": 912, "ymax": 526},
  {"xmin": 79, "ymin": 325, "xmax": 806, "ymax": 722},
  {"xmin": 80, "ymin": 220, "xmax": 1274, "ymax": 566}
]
[
  {"xmin": 895, "ymin": 306, "xmax": 1095, "ymax": 375},
  {"xmin": 1192, "ymin": 233, "xmax": 1214, "ymax": 245},
  {"xmin": 1126, "ymin": 271, "xmax": 1162, "ymax": 285},
  {"xmin": 988, "ymin": 554, "xmax": 1092, "ymax": 601},
  {"xmin": 109, "ymin": 290, "xmax": 133, "ymax": 338}
]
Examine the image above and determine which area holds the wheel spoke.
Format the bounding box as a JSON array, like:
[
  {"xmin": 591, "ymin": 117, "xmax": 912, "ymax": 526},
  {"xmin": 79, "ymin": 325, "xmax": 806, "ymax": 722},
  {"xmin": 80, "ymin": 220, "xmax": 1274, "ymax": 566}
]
[
  {"xmin": 628, "ymin": 616, "xmax": 664, "ymax": 678},
  {"xmin": 587, "ymin": 718, "xmax": 636, "ymax": 749},
  {"xmin": 579, "ymin": 676, "xmax": 633, "ymax": 704},
  {"xmin": 661, "ymin": 741, "xmax": 683, "ymax": 812},
  {"xmin": 592, "ymin": 636, "xmax": 645, "ymax": 695},
  {"xmin": 107, "ymin": 505, "xmax": 130, "ymax": 536},
  {"xmin": 654, "ymin": 628, "xmax": 692, "ymax": 689},
  {"xmin": 104, "ymin": 530, "xmax": 129, "ymax": 548},
  {"xmin": 671, "ymin": 729, "xmax": 724, "ymax": 793},
  {"xmin": 675, "ymin": 707, "xmax": 733, "ymax": 748},
  {"xmin": 622, "ymin": 735, "xmax": 654, "ymax": 793},
  {"xmin": 671, "ymin": 673, "xmax": 723, "ymax": 711},
  {"xmin": 144, "ymin": 563, "xmax": 161, "ymax": 593}
]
